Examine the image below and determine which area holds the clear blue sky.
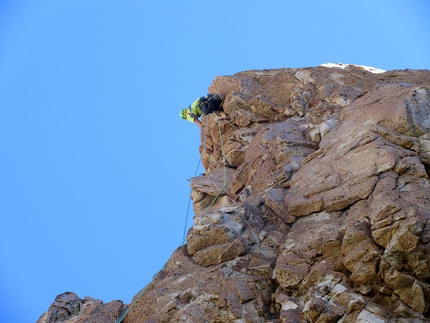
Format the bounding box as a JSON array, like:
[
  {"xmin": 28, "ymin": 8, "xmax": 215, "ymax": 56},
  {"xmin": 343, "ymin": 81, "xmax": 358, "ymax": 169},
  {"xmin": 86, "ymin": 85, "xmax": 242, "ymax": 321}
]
[{"xmin": 0, "ymin": 1, "xmax": 429, "ymax": 322}]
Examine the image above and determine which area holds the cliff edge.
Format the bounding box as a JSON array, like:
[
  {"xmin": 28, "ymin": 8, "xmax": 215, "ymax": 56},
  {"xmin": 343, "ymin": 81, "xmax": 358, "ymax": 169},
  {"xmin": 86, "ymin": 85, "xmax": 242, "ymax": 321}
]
[{"xmin": 39, "ymin": 64, "xmax": 430, "ymax": 322}]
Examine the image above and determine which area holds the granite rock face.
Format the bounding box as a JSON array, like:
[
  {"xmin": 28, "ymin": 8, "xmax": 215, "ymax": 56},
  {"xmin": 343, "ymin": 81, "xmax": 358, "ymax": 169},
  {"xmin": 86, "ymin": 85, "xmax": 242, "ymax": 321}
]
[
  {"xmin": 39, "ymin": 64, "xmax": 430, "ymax": 322},
  {"xmin": 37, "ymin": 292, "xmax": 124, "ymax": 323}
]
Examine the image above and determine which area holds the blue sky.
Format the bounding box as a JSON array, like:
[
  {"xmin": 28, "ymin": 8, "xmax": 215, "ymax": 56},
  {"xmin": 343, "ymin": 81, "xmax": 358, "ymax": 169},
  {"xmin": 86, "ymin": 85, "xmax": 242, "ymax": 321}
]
[{"xmin": 0, "ymin": 1, "xmax": 429, "ymax": 322}]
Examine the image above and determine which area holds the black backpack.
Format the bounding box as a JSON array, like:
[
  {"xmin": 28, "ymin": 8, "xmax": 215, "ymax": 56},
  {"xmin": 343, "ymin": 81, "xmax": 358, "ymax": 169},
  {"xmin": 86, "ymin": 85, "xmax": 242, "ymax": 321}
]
[
  {"xmin": 198, "ymin": 93, "xmax": 223, "ymax": 114},
  {"xmin": 198, "ymin": 93, "xmax": 221, "ymax": 107}
]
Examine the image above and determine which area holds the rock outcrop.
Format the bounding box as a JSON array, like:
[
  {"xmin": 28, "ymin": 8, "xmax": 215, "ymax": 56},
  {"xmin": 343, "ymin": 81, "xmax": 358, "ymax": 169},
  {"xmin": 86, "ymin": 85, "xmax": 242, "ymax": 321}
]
[
  {"xmin": 37, "ymin": 292, "xmax": 125, "ymax": 323},
  {"xmin": 39, "ymin": 64, "xmax": 430, "ymax": 322}
]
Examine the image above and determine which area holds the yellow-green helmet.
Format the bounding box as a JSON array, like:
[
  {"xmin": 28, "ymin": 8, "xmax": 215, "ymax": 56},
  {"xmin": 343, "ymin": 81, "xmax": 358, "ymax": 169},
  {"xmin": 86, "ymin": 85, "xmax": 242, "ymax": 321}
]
[{"xmin": 180, "ymin": 108, "xmax": 188, "ymax": 120}]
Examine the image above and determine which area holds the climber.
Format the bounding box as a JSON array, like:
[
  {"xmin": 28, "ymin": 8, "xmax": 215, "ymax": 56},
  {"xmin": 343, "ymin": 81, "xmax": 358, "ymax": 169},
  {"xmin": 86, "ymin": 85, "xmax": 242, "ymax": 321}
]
[{"xmin": 180, "ymin": 94, "xmax": 223, "ymax": 128}]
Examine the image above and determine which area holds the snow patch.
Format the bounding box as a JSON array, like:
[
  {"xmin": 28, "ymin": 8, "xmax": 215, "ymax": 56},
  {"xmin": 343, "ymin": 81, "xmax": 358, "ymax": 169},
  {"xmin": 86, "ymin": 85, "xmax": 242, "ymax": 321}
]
[{"xmin": 320, "ymin": 63, "xmax": 386, "ymax": 74}]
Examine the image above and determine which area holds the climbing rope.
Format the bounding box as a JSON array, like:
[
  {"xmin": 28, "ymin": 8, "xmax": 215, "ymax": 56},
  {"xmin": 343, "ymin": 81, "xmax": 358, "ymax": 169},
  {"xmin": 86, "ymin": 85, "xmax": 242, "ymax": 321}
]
[
  {"xmin": 181, "ymin": 157, "xmax": 201, "ymax": 244},
  {"xmin": 181, "ymin": 113, "xmax": 210, "ymax": 243},
  {"xmin": 115, "ymin": 114, "xmax": 227, "ymax": 323}
]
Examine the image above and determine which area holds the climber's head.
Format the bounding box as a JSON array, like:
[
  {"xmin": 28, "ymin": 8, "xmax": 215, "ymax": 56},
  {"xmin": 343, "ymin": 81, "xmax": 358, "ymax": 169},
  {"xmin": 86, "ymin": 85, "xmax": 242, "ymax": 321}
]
[{"xmin": 180, "ymin": 108, "xmax": 188, "ymax": 120}]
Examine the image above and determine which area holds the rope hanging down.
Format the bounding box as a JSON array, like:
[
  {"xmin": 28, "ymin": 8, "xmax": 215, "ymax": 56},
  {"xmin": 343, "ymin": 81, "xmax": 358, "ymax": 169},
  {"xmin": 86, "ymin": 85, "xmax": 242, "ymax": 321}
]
[
  {"xmin": 115, "ymin": 114, "xmax": 227, "ymax": 323},
  {"xmin": 182, "ymin": 113, "xmax": 209, "ymax": 244},
  {"xmin": 181, "ymin": 157, "xmax": 201, "ymax": 244}
]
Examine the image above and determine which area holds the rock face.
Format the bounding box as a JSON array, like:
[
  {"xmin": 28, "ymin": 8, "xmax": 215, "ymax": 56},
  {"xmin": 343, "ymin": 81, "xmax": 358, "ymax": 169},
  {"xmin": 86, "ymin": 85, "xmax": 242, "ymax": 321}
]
[
  {"xmin": 39, "ymin": 64, "xmax": 430, "ymax": 322},
  {"xmin": 37, "ymin": 292, "xmax": 125, "ymax": 323}
]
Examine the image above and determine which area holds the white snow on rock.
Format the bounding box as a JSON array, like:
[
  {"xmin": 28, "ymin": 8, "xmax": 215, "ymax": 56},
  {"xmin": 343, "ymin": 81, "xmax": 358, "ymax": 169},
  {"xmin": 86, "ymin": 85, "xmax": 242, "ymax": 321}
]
[{"xmin": 320, "ymin": 63, "xmax": 386, "ymax": 74}]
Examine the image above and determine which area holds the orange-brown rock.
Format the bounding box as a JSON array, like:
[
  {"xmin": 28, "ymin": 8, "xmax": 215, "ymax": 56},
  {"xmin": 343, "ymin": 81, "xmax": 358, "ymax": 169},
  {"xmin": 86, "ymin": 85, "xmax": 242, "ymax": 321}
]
[{"xmin": 39, "ymin": 64, "xmax": 430, "ymax": 322}]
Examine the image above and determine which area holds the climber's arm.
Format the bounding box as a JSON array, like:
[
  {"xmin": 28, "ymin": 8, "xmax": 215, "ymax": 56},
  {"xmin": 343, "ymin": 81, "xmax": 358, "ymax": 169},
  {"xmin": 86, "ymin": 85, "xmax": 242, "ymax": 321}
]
[{"xmin": 194, "ymin": 118, "xmax": 202, "ymax": 128}]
